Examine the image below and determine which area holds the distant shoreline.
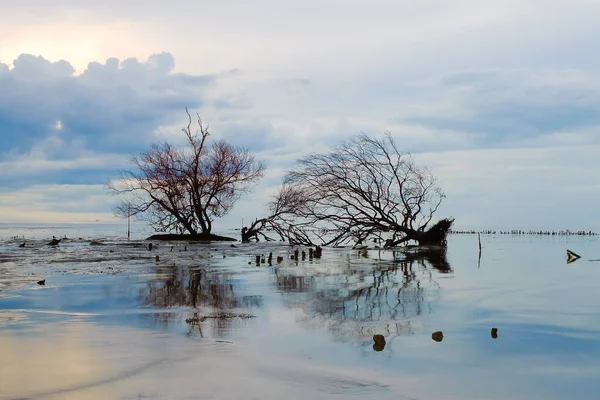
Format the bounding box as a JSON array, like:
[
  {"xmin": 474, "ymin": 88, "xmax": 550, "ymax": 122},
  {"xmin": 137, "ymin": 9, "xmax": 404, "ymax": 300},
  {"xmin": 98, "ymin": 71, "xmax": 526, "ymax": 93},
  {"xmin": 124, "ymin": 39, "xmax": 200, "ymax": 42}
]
[{"xmin": 451, "ymin": 230, "xmax": 597, "ymax": 236}]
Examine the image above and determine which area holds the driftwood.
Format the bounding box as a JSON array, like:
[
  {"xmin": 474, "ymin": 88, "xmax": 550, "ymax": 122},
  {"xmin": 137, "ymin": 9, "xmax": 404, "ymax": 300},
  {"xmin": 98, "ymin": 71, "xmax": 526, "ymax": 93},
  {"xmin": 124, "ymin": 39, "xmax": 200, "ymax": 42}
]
[{"xmin": 47, "ymin": 238, "xmax": 61, "ymax": 246}]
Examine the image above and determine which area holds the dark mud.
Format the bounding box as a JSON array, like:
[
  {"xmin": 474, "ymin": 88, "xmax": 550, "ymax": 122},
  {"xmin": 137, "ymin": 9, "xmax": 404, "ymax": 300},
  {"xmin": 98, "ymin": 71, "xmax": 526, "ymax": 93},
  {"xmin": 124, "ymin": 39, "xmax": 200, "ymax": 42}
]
[{"xmin": 146, "ymin": 233, "xmax": 237, "ymax": 241}]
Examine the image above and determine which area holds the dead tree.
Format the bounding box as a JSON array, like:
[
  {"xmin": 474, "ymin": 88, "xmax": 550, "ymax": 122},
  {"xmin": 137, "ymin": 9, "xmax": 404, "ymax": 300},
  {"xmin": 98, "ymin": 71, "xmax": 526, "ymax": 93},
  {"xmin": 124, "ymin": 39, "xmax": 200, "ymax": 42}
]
[
  {"xmin": 264, "ymin": 133, "xmax": 452, "ymax": 247},
  {"xmin": 108, "ymin": 108, "xmax": 265, "ymax": 235}
]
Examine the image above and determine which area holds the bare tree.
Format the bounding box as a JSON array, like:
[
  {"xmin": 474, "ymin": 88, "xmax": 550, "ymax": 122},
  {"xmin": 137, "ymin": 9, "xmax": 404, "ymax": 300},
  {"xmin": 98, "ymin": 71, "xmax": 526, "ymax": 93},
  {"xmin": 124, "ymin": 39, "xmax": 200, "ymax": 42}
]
[
  {"xmin": 261, "ymin": 133, "xmax": 452, "ymax": 246},
  {"xmin": 108, "ymin": 109, "xmax": 265, "ymax": 235}
]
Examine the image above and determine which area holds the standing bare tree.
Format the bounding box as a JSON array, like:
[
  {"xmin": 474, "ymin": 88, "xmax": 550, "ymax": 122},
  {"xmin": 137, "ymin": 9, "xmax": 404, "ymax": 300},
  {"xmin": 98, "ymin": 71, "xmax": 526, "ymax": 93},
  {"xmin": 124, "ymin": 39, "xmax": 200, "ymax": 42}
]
[
  {"xmin": 259, "ymin": 133, "xmax": 452, "ymax": 246},
  {"xmin": 108, "ymin": 109, "xmax": 265, "ymax": 236}
]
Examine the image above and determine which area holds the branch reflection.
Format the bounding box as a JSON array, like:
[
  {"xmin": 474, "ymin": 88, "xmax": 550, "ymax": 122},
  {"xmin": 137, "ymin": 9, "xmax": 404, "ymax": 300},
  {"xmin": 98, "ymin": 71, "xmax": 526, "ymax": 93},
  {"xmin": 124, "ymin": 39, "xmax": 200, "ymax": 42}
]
[
  {"xmin": 275, "ymin": 248, "xmax": 451, "ymax": 344},
  {"xmin": 139, "ymin": 265, "xmax": 263, "ymax": 337}
]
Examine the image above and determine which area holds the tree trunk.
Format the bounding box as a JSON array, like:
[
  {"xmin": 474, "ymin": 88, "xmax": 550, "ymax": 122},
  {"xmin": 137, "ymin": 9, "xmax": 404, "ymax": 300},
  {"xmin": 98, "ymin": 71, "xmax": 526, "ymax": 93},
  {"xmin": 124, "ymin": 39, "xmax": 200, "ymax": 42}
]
[
  {"xmin": 241, "ymin": 227, "xmax": 257, "ymax": 243},
  {"xmin": 386, "ymin": 218, "xmax": 454, "ymax": 247}
]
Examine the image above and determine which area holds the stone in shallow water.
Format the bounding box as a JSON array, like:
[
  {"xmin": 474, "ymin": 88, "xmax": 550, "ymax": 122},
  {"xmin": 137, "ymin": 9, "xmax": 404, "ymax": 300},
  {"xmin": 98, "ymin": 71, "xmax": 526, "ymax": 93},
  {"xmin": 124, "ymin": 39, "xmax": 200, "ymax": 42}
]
[
  {"xmin": 432, "ymin": 331, "xmax": 443, "ymax": 342},
  {"xmin": 373, "ymin": 342, "xmax": 385, "ymax": 352},
  {"xmin": 372, "ymin": 334, "xmax": 385, "ymax": 344},
  {"xmin": 372, "ymin": 334, "xmax": 386, "ymax": 351}
]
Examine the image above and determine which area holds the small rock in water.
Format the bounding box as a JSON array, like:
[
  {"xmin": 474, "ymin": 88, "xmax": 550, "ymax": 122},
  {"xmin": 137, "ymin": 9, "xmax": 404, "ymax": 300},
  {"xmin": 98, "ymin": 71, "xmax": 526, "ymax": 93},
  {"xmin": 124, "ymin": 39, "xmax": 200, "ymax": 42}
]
[
  {"xmin": 373, "ymin": 334, "xmax": 386, "ymax": 344},
  {"xmin": 432, "ymin": 331, "xmax": 444, "ymax": 342},
  {"xmin": 37, "ymin": 279, "xmax": 45, "ymax": 285},
  {"xmin": 491, "ymin": 327, "xmax": 498, "ymax": 339},
  {"xmin": 373, "ymin": 334, "xmax": 386, "ymax": 351},
  {"xmin": 155, "ymin": 255, "xmax": 160, "ymax": 262},
  {"xmin": 373, "ymin": 342, "xmax": 385, "ymax": 352}
]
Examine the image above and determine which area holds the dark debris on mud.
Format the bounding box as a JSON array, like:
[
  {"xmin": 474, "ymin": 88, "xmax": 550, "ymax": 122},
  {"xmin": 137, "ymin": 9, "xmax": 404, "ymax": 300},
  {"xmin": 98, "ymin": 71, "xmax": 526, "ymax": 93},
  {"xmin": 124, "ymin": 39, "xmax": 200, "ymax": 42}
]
[{"xmin": 185, "ymin": 313, "xmax": 256, "ymax": 324}]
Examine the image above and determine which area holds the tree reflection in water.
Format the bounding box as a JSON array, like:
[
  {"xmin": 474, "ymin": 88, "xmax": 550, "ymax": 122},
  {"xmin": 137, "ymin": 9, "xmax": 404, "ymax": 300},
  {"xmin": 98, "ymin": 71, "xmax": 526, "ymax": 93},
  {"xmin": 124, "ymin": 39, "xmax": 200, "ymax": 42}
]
[
  {"xmin": 275, "ymin": 248, "xmax": 452, "ymax": 344},
  {"xmin": 140, "ymin": 265, "xmax": 263, "ymax": 338}
]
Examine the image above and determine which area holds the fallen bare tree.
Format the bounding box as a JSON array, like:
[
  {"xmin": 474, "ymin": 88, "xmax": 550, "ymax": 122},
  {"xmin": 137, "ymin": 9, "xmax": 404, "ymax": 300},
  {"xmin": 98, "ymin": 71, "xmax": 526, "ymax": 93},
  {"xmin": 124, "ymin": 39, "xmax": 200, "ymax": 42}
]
[
  {"xmin": 241, "ymin": 185, "xmax": 307, "ymax": 243},
  {"xmin": 248, "ymin": 133, "xmax": 453, "ymax": 247},
  {"xmin": 108, "ymin": 108, "xmax": 265, "ymax": 237}
]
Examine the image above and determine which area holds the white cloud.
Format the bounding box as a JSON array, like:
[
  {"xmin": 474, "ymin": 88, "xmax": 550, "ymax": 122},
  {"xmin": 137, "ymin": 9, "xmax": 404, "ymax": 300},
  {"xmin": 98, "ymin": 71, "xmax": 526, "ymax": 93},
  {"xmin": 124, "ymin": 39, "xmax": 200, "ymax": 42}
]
[
  {"xmin": 0, "ymin": 52, "xmax": 214, "ymax": 167},
  {"xmin": 0, "ymin": 184, "xmax": 118, "ymax": 223}
]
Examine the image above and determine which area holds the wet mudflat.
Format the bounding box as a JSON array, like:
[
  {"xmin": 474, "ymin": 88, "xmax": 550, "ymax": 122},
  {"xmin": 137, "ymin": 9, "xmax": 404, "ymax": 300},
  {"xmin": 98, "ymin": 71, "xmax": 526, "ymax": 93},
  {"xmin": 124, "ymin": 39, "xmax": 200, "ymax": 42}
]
[{"xmin": 1, "ymin": 225, "xmax": 600, "ymax": 399}]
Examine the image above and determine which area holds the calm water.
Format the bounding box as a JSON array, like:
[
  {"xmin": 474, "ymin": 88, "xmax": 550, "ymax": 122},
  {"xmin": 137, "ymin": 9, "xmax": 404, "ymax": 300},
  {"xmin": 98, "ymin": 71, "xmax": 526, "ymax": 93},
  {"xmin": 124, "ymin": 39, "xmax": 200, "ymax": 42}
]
[{"xmin": 1, "ymin": 224, "xmax": 599, "ymax": 399}]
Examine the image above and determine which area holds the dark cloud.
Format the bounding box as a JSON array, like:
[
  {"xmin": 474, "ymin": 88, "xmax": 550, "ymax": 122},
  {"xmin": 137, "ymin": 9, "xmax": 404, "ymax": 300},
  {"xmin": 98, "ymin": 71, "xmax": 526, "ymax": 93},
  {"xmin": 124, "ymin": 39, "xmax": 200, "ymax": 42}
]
[
  {"xmin": 0, "ymin": 52, "xmax": 215, "ymax": 157},
  {"xmin": 0, "ymin": 165, "xmax": 120, "ymax": 190}
]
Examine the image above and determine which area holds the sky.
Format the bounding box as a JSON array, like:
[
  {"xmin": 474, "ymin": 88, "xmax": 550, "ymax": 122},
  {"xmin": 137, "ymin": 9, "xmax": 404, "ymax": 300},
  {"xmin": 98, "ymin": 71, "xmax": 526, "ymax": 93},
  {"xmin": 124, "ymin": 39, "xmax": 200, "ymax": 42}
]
[{"xmin": 1, "ymin": 0, "xmax": 599, "ymax": 232}]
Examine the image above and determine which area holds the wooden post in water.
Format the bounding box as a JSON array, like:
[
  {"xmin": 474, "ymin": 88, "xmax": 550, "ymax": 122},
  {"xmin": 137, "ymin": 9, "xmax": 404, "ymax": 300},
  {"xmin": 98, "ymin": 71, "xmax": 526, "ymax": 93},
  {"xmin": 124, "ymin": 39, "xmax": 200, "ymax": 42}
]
[
  {"xmin": 478, "ymin": 233, "xmax": 482, "ymax": 268},
  {"xmin": 127, "ymin": 203, "xmax": 131, "ymax": 240}
]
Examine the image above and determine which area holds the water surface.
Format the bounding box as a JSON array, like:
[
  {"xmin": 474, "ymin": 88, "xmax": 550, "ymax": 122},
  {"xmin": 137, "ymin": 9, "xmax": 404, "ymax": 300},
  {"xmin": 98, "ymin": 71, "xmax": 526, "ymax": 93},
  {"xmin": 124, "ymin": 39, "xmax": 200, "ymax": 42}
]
[{"xmin": 1, "ymin": 226, "xmax": 599, "ymax": 399}]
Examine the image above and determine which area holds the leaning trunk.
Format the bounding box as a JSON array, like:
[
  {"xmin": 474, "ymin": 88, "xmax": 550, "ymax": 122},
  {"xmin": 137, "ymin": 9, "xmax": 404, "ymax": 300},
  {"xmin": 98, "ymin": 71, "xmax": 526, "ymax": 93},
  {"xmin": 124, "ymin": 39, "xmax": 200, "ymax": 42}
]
[
  {"xmin": 241, "ymin": 218, "xmax": 271, "ymax": 243},
  {"xmin": 388, "ymin": 218, "xmax": 454, "ymax": 247},
  {"xmin": 241, "ymin": 227, "xmax": 255, "ymax": 243}
]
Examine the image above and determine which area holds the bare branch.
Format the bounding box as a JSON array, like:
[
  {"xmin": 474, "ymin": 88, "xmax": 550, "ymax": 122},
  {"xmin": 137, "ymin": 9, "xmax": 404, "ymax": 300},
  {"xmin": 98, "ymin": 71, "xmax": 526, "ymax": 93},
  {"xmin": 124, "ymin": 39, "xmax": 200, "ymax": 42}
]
[
  {"xmin": 107, "ymin": 109, "xmax": 265, "ymax": 235},
  {"xmin": 259, "ymin": 133, "xmax": 452, "ymax": 247}
]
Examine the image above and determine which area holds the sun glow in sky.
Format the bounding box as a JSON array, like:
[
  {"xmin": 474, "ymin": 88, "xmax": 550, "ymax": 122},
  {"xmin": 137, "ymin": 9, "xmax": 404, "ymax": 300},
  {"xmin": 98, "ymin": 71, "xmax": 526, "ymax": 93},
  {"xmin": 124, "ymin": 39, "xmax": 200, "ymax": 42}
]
[{"xmin": 1, "ymin": 0, "xmax": 599, "ymax": 230}]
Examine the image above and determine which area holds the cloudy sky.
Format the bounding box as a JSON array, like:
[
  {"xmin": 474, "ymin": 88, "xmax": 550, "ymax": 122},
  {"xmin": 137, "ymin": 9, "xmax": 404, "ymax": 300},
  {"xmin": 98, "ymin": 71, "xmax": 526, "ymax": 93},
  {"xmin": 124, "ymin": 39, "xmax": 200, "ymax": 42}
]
[{"xmin": 1, "ymin": 0, "xmax": 599, "ymax": 231}]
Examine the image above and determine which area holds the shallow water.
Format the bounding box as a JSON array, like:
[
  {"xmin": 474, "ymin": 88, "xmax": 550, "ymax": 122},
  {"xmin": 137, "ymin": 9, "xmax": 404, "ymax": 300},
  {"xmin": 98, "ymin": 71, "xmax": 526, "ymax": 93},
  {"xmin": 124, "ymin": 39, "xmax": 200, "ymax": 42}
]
[{"xmin": 1, "ymin": 226, "xmax": 600, "ymax": 399}]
